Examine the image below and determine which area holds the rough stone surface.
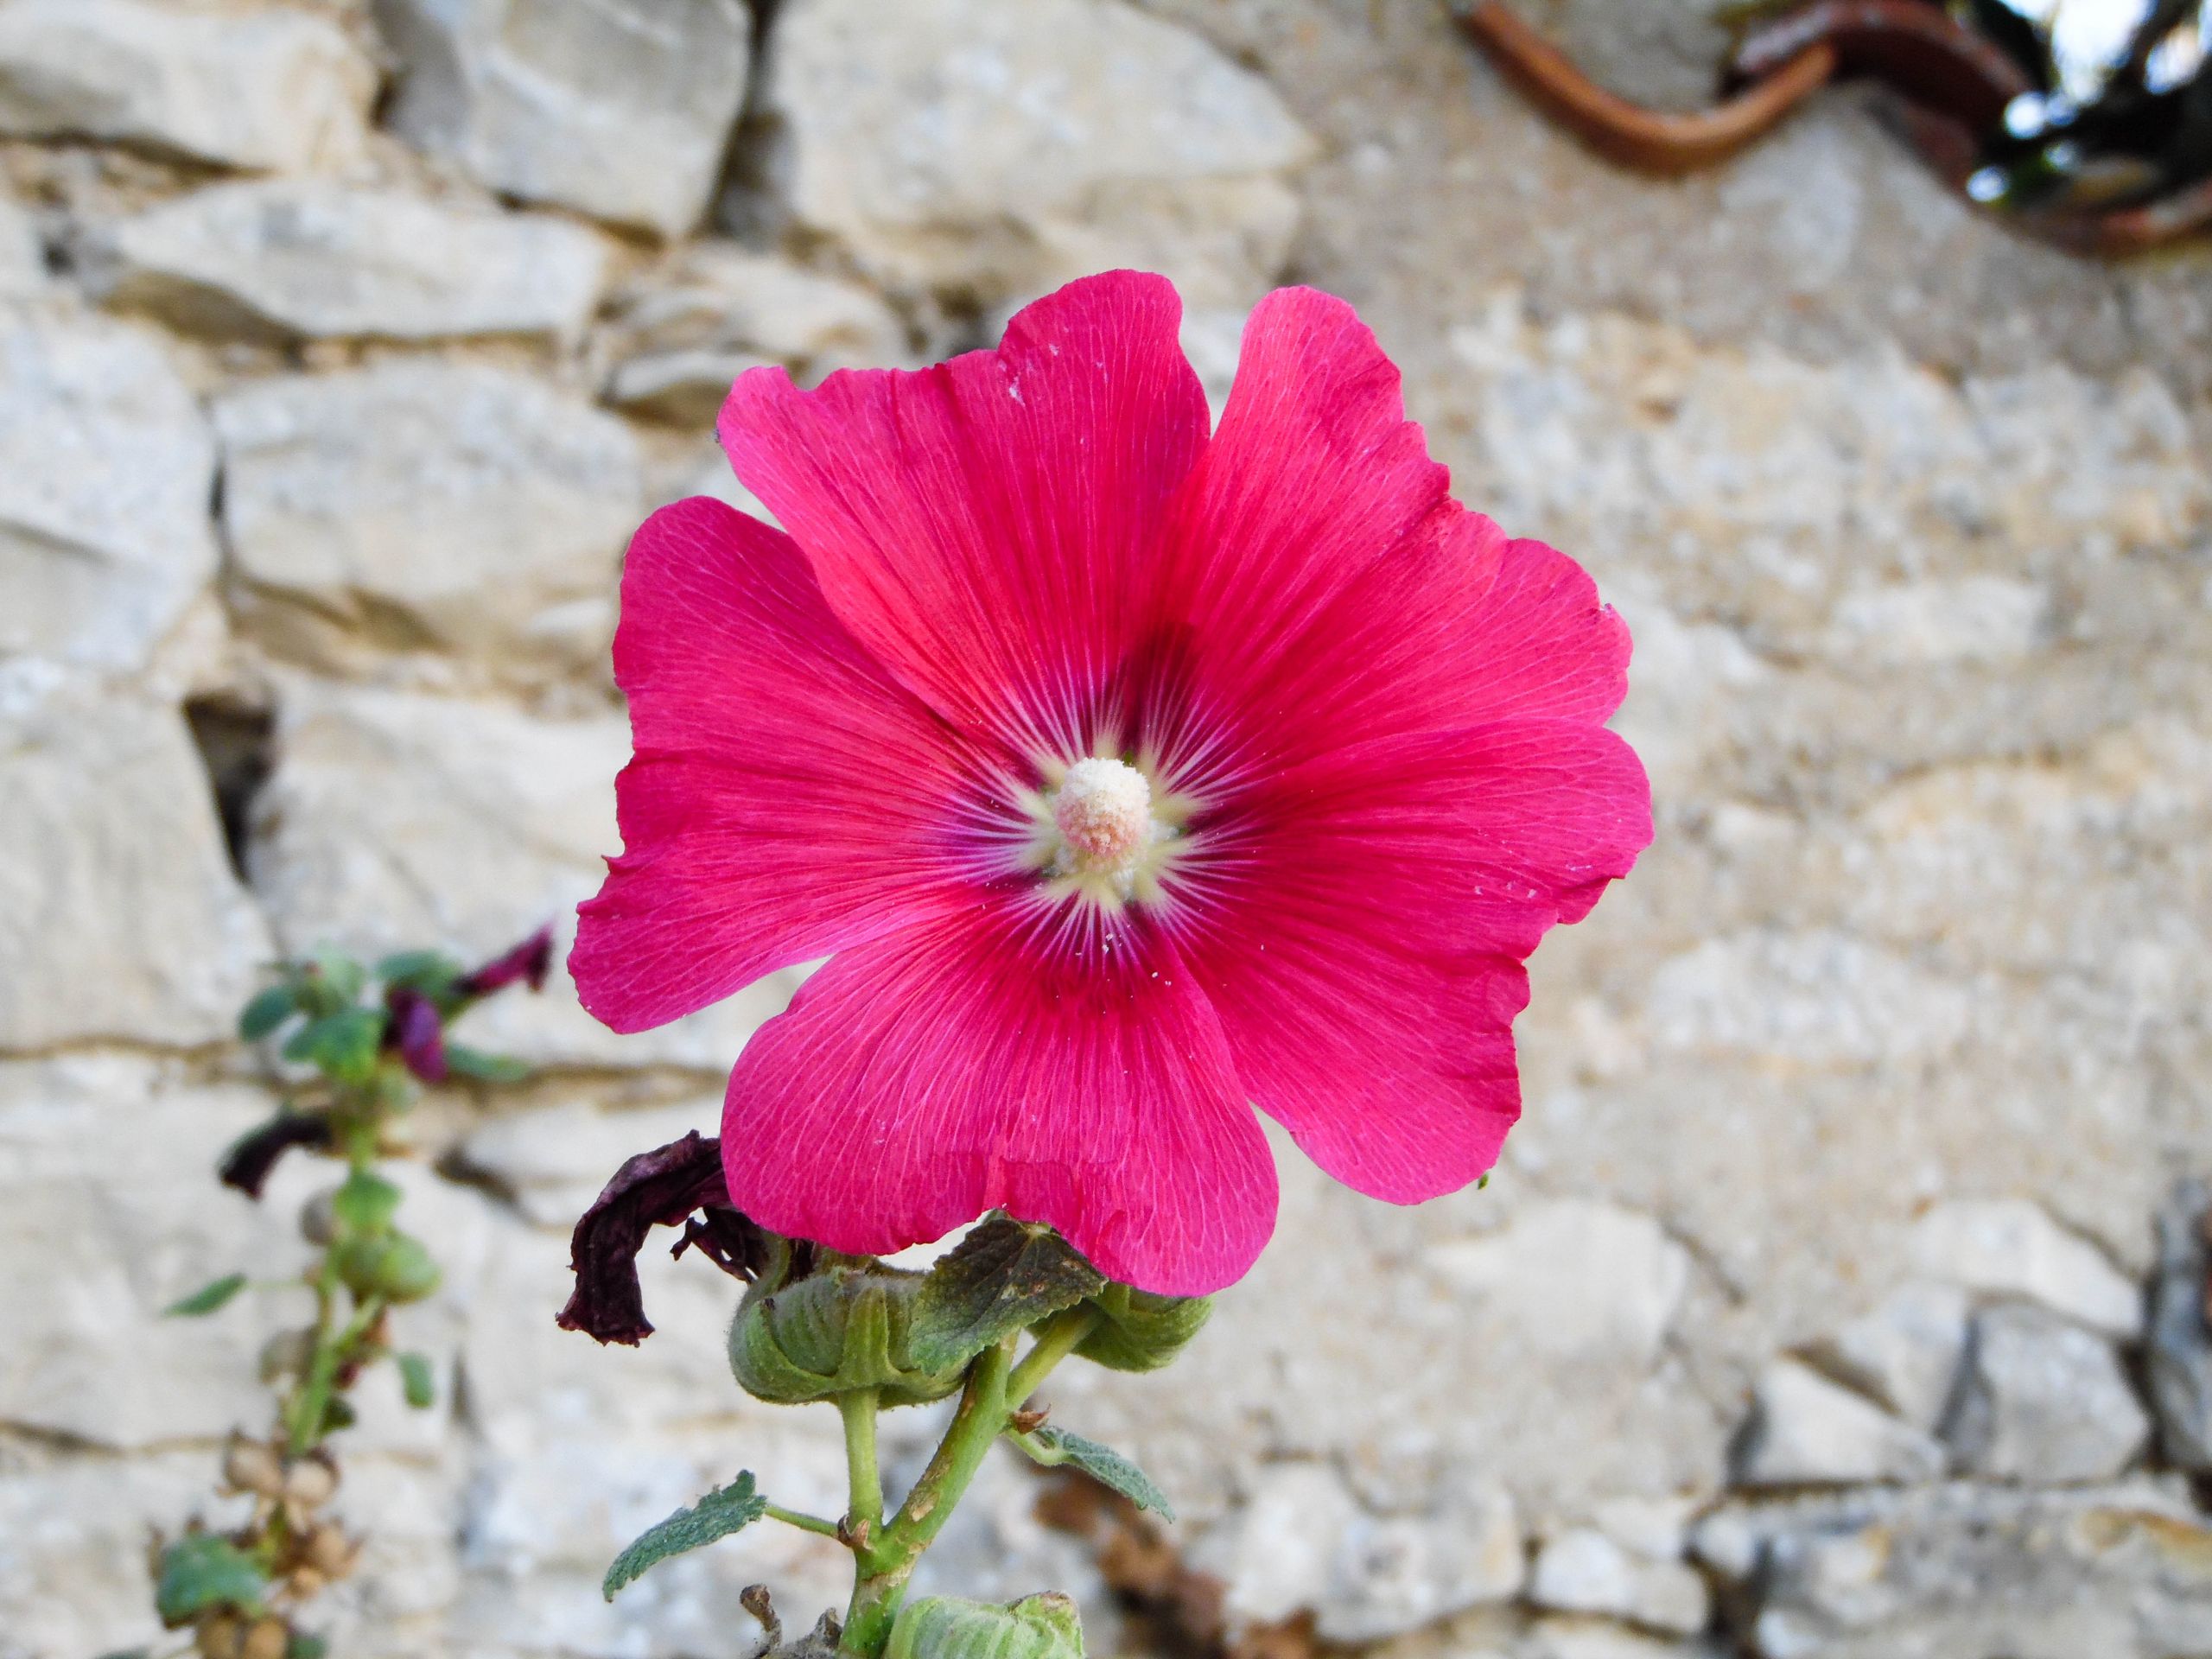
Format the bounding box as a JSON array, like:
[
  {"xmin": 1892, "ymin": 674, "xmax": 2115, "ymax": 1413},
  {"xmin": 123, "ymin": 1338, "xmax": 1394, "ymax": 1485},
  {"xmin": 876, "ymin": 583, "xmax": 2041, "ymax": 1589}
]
[
  {"xmin": 1909, "ymin": 1199, "xmax": 2146, "ymax": 1340},
  {"xmin": 0, "ymin": 191, "xmax": 41, "ymax": 296},
  {"xmin": 1529, "ymin": 1528, "xmax": 1709, "ymax": 1637},
  {"xmin": 764, "ymin": 0, "xmax": 1316, "ymax": 308},
  {"xmin": 0, "ymin": 0, "xmax": 374, "ymax": 174},
  {"xmin": 0, "ymin": 314, "xmax": 217, "ymax": 674},
  {"xmin": 1802, "ymin": 1282, "xmax": 1971, "ymax": 1434},
  {"xmin": 1192, "ymin": 1459, "xmax": 1523, "ymax": 1643},
  {"xmin": 377, "ymin": 0, "xmax": 751, "ymax": 237},
  {"xmin": 245, "ymin": 678, "xmax": 804, "ymax": 1071},
  {"xmin": 2149, "ymin": 1180, "xmax": 2212, "ymax": 1471},
  {"xmin": 216, "ymin": 363, "xmax": 642, "ymax": 678},
  {"xmin": 0, "ymin": 695, "xmax": 270, "ymax": 1051},
  {"xmin": 1694, "ymin": 1482, "xmax": 2212, "ymax": 1658},
  {"xmin": 604, "ymin": 244, "xmax": 909, "ymax": 423},
  {"xmin": 1943, "ymin": 1304, "xmax": 2152, "ymax": 1483},
  {"xmin": 95, "ymin": 182, "xmax": 609, "ymax": 343},
  {"xmin": 1737, "ymin": 1361, "xmax": 1946, "ymax": 1488}
]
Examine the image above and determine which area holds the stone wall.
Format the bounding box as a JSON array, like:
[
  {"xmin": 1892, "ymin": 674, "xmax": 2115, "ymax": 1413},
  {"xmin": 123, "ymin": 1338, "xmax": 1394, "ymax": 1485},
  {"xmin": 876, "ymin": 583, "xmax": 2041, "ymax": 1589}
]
[{"xmin": 3, "ymin": 3, "xmax": 2210, "ymax": 1657}]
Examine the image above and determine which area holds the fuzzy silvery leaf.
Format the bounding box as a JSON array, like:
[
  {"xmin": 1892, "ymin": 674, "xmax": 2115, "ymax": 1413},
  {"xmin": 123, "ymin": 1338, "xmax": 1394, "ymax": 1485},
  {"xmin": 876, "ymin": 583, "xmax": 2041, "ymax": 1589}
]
[
  {"xmin": 163, "ymin": 1274, "xmax": 247, "ymax": 1318},
  {"xmin": 155, "ymin": 1535, "xmax": 267, "ymax": 1625},
  {"xmin": 1013, "ymin": 1426, "xmax": 1173, "ymax": 1519},
  {"xmin": 602, "ymin": 1472, "xmax": 768, "ymax": 1600}
]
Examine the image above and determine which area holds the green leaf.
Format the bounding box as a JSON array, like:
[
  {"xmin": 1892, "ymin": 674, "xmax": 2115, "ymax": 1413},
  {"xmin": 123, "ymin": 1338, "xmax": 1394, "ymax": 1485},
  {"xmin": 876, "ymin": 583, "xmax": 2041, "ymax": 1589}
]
[
  {"xmin": 442, "ymin": 1044, "xmax": 529, "ymax": 1084},
  {"xmin": 287, "ymin": 1636, "xmax": 329, "ymax": 1659},
  {"xmin": 295, "ymin": 949, "xmax": 366, "ymax": 1017},
  {"xmin": 155, "ymin": 1535, "xmax": 268, "ymax": 1626},
  {"xmin": 238, "ymin": 984, "xmax": 299, "ymax": 1042},
  {"xmin": 320, "ymin": 1396, "xmax": 356, "ymax": 1433},
  {"xmin": 397, "ymin": 1351, "xmax": 435, "ymax": 1409},
  {"xmin": 330, "ymin": 1169, "xmax": 403, "ymax": 1236},
  {"xmin": 375, "ymin": 950, "xmax": 463, "ymax": 1000},
  {"xmin": 602, "ymin": 1472, "xmax": 768, "ymax": 1600},
  {"xmin": 1012, "ymin": 1426, "xmax": 1173, "ymax": 1521},
  {"xmin": 163, "ymin": 1273, "xmax": 248, "ymax": 1318},
  {"xmin": 282, "ymin": 1007, "xmax": 384, "ymax": 1081},
  {"xmin": 908, "ymin": 1216, "xmax": 1106, "ymax": 1372}
]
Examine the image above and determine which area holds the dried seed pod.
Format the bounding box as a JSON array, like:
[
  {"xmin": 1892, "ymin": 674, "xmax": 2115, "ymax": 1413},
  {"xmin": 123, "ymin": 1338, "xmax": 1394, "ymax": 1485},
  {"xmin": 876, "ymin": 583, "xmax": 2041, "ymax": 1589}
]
[
  {"xmin": 281, "ymin": 1454, "xmax": 339, "ymax": 1510},
  {"xmin": 194, "ymin": 1612, "xmax": 244, "ymax": 1659},
  {"xmin": 221, "ymin": 1433, "xmax": 285, "ymax": 1498},
  {"xmin": 302, "ymin": 1523, "xmax": 359, "ymax": 1579},
  {"xmin": 299, "ymin": 1187, "xmax": 340, "ymax": 1246},
  {"xmin": 240, "ymin": 1616, "xmax": 289, "ymax": 1659},
  {"xmin": 287, "ymin": 1566, "xmax": 327, "ymax": 1599}
]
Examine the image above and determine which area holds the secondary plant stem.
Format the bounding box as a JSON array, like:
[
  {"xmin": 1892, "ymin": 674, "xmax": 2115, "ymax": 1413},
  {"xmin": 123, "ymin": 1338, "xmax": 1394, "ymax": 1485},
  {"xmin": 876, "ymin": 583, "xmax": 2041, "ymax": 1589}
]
[
  {"xmin": 765, "ymin": 1503, "xmax": 845, "ymax": 1540},
  {"xmin": 840, "ymin": 1387, "xmax": 883, "ymax": 1541},
  {"xmin": 1005, "ymin": 1306, "xmax": 1101, "ymax": 1408}
]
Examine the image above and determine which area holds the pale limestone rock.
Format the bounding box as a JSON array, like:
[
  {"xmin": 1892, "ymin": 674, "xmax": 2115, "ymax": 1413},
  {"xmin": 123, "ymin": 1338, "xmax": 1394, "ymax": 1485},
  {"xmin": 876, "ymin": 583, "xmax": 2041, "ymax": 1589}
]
[
  {"xmin": 0, "ymin": 192, "xmax": 43, "ymax": 296},
  {"xmin": 1694, "ymin": 1482, "xmax": 2212, "ymax": 1659},
  {"xmin": 376, "ymin": 0, "xmax": 751, "ymax": 238},
  {"xmin": 0, "ymin": 696, "xmax": 269, "ymax": 1051},
  {"xmin": 215, "ymin": 363, "xmax": 642, "ymax": 677},
  {"xmin": 1192, "ymin": 1458, "xmax": 1522, "ymax": 1642},
  {"xmin": 605, "ymin": 244, "xmax": 908, "ymax": 423},
  {"xmin": 1524, "ymin": 1621, "xmax": 1726, "ymax": 1659},
  {"xmin": 454, "ymin": 1096, "xmax": 717, "ymax": 1227},
  {"xmin": 1820, "ymin": 577, "xmax": 2050, "ymax": 669},
  {"xmin": 1942, "ymin": 1304, "xmax": 2150, "ymax": 1483},
  {"xmin": 0, "ymin": 0, "xmax": 373, "ymax": 174},
  {"xmin": 659, "ymin": 436, "xmax": 781, "ymax": 525},
  {"xmin": 1802, "ymin": 1282, "xmax": 1971, "ymax": 1433},
  {"xmin": 0, "ymin": 315, "xmax": 217, "ymax": 674},
  {"xmin": 95, "ymin": 181, "xmax": 608, "ymax": 343},
  {"xmin": 1530, "ymin": 1528, "xmax": 1709, "ymax": 1637},
  {"xmin": 1426, "ymin": 1200, "xmax": 1688, "ymax": 1368},
  {"xmin": 2148, "ymin": 1181, "xmax": 2212, "ymax": 1471},
  {"xmin": 1909, "ymin": 1199, "xmax": 2145, "ymax": 1339},
  {"xmin": 765, "ymin": 0, "xmax": 1315, "ymax": 307},
  {"xmin": 1738, "ymin": 1361, "xmax": 1945, "ymax": 1487},
  {"xmin": 245, "ymin": 679, "xmax": 804, "ymax": 1071},
  {"xmin": 1643, "ymin": 930, "xmax": 1974, "ymax": 1070}
]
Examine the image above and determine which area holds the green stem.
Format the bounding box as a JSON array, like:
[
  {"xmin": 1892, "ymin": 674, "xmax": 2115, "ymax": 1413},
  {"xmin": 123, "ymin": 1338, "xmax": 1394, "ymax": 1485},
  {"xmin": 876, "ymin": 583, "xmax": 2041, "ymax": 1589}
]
[
  {"xmin": 766, "ymin": 1503, "xmax": 846, "ymax": 1540},
  {"xmin": 1005, "ymin": 1306, "xmax": 1102, "ymax": 1408},
  {"xmin": 841, "ymin": 1339, "xmax": 1016, "ymax": 1659},
  {"xmin": 840, "ymin": 1387, "xmax": 883, "ymax": 1541},
  {"xmin": 286, "ymin": 1289, "xmax": 385, "ymax": 1456}
]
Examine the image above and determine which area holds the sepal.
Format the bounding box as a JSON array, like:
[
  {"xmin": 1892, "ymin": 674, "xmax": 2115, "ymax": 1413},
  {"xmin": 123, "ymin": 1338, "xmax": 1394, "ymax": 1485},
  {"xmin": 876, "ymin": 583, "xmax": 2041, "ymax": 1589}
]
[
  {"xmin": 1075, "ymin": 1283, "xmax": 1211, "ymax": 1372},
  {"xmin": 728, "ymin": 1241, "xmax": 963, "ymax": 1406},
  {"xmin": 886, "ymin": 1593, "xmax": 1084, "ymax": 1659}
]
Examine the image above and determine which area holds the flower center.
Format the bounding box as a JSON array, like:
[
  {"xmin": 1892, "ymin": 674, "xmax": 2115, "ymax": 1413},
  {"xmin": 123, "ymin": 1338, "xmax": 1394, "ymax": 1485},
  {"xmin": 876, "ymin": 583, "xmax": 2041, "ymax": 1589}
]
[{"xmin": 1051, "ymin": 757, "xmax": 1154, "ymax": 871}]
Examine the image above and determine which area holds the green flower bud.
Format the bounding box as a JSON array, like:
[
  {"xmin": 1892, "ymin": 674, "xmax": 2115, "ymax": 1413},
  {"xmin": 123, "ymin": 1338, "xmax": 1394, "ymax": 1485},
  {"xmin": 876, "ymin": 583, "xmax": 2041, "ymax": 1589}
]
[
  {"xmin": 728, "ymin": 1243, "xmax": 964, "ymax": 1407},
  {"xmin": 330, "ymin": 1230, "xmax": 440, "ymax": 1303},
  {"xmin": 1075, "ymin": 1283, "xmax": 1211, "ymax": 1372},
  {"xmin": 887, "ymin": 1594, "xmax": 1084, "ymax": 1659}
]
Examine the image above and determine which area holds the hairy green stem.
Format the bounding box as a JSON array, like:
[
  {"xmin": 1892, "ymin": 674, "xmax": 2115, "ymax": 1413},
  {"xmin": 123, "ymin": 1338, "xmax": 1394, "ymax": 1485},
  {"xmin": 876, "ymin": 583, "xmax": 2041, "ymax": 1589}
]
[
  {"xmin": 840, "ymin": 1387, "xmax": 883, "ymax": 1541},
  {"xmin": 841, "ymin": 1340, "xmax": 1015, "ymax": 1658},
  {"xmin": 765, "ymin": 1503, "xmax": 846, "ymax": 1540}
]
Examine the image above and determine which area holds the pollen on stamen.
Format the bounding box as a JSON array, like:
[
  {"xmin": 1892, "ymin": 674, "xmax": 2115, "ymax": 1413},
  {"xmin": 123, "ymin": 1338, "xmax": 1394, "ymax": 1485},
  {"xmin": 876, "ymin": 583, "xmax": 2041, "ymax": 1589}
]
[{"xmin": 1052, "ymin": 757, "xmax": 1153, "ymax": 866}]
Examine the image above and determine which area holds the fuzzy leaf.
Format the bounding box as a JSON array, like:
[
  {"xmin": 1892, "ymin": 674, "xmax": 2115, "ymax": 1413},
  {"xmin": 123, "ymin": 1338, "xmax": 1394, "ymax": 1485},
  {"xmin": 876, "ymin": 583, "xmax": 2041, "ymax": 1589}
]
[
  {"xmin": 238, "ymin": 985, "xmax": 298, "ymax": 1042},
  {"xmin": 375, "ymin": 950, "xmax": 463, "ymax": 999},
  {"xmin": 163, "ymin": 1273, "xmax": 247, "ymax": 1318},
  {"xmin": 283, "ymin": 1007, "xmax": 384, "ymax": 1080},
  {"xmin": 1013, "ymin": 1427, "xmax": 1173, "ymax": 1520},
  {"xmin": 155, "ymin": 1535, "xmax": 267, "ymax": 1626},
  {"xmin": 397, "ymin": 1351, "xmax": 435, "ymax": 1409},
  {"xmin": 287, "ymin": 1636, "xmax": 329, "ymax": 1659},
  {"xmin": 442, "ymin": 1043, "xmax": 530, "ymax": 1084},
  {"xmin": 909, "ymin": 1217, "xmax": 1105, "ymax": 1372},
  {"xmin": 298, "ymin": 950, "xmax": 366, "ymax": 1016},
  {"xmin": 603, "ymin": 1472, "xmax": 767, "ymax": 1600}
]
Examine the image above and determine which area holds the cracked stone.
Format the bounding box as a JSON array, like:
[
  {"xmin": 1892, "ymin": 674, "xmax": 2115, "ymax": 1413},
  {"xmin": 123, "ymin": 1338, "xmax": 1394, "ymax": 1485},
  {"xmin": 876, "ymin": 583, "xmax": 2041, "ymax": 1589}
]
[
  {"xmin": 0, "ymin": 314, "xmax": 217, "ymax": 675},
  {"xmin": 1942, "ymin": 1303, "xmax": 2151, "ymax": 1483},
  {"xmin": 376, "ymin": 0, "xmax": 751, "ymax": 238},
  {"xmin": 1737, "ymin": 1360, "xmax": 1946, "ymax": 1488},
  {"xmin": 1531, "ymin": 1527, "xmax": 1711, "ymax": 1637},
  {"xmin": 2148, "ymin": 1179, "xmax": 2212, "ymax": 1471},
  {"xmin": 0, "ymin": 0, "xmax": 374, "ymax": 174},
  {"xmin": 93, "ymin": 181, "xmax": 609, "ymax": 344},
  {"xmin": 1909, "ymin": 1198, "xmax": 2145, "ymax": 1339},
  {"xmin": 215, "ymin": 362, "xmax": 642, "ymax": 680},
  {"xmin": 1802, "ymin": 1281, "xmax": 1971, "ymax": 1433}
]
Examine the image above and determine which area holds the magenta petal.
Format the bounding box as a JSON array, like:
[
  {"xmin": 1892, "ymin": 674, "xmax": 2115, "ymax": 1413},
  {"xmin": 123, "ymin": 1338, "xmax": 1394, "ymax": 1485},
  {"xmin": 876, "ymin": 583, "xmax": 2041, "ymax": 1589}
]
[
  {"xmin": 572, "ymin": 498, "xmax": 981, "ymax": 1033},
  {"xmin": 718, "ymin": 905, "xmax": 1277, "ymax": 1296},
  {"xmin": 387, "ymin": 988, "xmax": 448, "ymax": 1084},
  {"xmin": 718, "ymin": 270, "xmax": 1211, "ymax": 748},
  {"xmin": 1181, "ymin": 720, "xmax": 1651, "ymax": 1202},
  {"xmin": 455, "ymin": 922, "xmax": 555, "ymax": 998}
]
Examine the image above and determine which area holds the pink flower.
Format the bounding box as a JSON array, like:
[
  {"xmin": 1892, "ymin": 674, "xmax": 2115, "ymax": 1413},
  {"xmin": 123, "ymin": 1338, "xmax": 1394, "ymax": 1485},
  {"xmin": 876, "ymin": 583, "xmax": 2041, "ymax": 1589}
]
[{"xmin": 573, "ymin": 272, "xmax": 1650, "ymax": 1295}]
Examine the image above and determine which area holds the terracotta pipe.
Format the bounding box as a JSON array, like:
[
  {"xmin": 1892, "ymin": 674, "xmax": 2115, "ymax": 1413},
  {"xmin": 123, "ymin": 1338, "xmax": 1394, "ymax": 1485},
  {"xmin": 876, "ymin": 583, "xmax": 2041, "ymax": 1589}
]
[{"xmin": 1457, "ymin": 2, "xmax": 1839, "ymax": 175}]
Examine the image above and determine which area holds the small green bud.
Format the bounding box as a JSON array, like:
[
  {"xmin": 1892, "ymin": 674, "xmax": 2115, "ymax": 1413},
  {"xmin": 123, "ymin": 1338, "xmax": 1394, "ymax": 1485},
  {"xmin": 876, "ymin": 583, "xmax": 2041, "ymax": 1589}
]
[
  {"xmin": 1075, "ymin": 1283, "xmax": 1211, "ymax": 1372},
  {"xmin": 329, "ymin": 1171, "xmax": 402, "ymax": 1236},
  {"xmin": 728, "ymin": 1243, "xmax": 963, "ymax": 1407},
  {"xmin": 330, "ymin": 1230, "xmax": 440, "ymax": 1303},
  {"xmin": 887, "ymin": 1594, "xmax": 1084, "ymax": 1659}
]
